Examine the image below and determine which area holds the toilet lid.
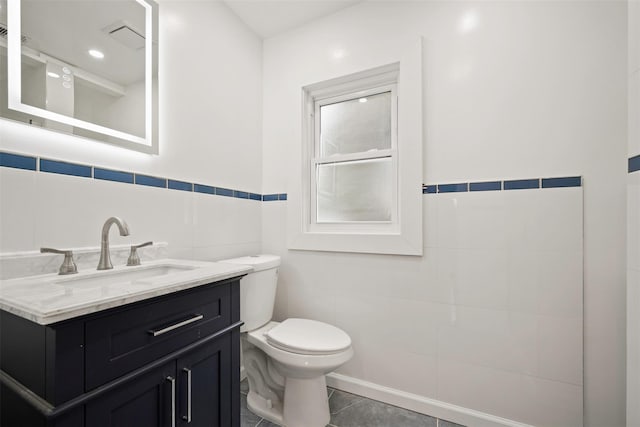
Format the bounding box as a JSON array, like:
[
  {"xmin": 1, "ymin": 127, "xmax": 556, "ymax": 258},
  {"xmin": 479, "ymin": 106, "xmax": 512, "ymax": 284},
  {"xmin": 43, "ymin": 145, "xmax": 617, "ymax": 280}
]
[{"xmin": 265, "ymin": 318, "xmax": 351, "ymax": 355}]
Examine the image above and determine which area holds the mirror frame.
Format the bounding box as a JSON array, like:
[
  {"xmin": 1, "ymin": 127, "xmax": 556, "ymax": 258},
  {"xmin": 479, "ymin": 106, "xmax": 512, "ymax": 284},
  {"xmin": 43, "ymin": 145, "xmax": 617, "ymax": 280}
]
[{"xmin": 6, "ymin": 0, "xmax": 159, "ymax": 154}]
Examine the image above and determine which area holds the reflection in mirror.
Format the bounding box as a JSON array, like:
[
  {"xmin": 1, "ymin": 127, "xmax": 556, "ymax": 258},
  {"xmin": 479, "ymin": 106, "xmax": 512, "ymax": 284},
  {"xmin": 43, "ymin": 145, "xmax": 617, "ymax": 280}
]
[{"xmin": 0, "ymin": 0, "xmax": 158, "ymax": 153}]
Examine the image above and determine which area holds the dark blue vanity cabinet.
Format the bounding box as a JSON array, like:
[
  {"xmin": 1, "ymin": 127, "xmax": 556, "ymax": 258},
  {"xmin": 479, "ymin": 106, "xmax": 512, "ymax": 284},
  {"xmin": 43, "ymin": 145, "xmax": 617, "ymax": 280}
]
[{"xmin": 0, "ymin": 277, "xmax": 242, "ymax": 427}]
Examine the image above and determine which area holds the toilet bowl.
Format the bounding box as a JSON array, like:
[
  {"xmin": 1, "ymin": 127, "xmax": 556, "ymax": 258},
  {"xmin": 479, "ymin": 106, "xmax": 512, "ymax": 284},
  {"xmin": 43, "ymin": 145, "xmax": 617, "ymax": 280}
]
[{"xmin": 219, "ymin": 255, "xmax": 353, "ymax": 427}]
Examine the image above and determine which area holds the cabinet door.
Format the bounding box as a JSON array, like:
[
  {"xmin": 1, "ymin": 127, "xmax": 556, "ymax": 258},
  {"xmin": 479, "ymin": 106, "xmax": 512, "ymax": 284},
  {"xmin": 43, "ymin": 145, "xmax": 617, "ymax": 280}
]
[
  {"xmin": 177, "ymin": 333, "xmax": 234, "ymax": 427},
  {"xmin": 85, "ymin": 362, "xmax": 176, "ymax": 427}
]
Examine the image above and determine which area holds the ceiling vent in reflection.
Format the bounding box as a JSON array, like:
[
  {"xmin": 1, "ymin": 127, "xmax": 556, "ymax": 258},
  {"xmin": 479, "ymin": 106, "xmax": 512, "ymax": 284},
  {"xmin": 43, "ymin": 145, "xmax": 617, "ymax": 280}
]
[
  {"xmin": 0, "ymin": 23, "xmax": 29, "ymax": 44},
  {"xmin": 103, "ymin": 21, "xmax": 145, "ymax": 50}
]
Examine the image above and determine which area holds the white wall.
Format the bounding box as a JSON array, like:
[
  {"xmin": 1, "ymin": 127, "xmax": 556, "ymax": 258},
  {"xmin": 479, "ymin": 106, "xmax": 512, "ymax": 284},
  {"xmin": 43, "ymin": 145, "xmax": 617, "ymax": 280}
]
[
  {"xmin": 261, "ymin": 1, "xmax": 627, "ymax": 426},
  {"xmin": 0, "ymin": 1, "xmax": 263, "ymax": 261},
  {"xmin": 628, "ymin": 1, "xmax": 640, "ymax": 425}
]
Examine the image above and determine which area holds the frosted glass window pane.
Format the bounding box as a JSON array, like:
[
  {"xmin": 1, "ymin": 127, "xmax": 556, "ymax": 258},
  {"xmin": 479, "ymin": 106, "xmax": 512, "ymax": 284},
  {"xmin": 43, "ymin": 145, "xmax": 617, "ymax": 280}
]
[
  {"xmin": 317, "ymin": 158, "xmax": 392, "ymax": 222},
  {"xmin": 320, "ymin": 92, "xmax": 391, "ymax": 157}
]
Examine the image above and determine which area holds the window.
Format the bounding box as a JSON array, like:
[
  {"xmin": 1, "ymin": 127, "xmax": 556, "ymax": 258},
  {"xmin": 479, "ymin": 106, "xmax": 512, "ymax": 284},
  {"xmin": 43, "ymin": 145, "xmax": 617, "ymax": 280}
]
[
  {"xmin": 313, "ymin": 85, "xmax": 397, "ymax": 227},
  {"xmin": 288, "ymin": 39, "xmax": 423, "ymax": 255}
]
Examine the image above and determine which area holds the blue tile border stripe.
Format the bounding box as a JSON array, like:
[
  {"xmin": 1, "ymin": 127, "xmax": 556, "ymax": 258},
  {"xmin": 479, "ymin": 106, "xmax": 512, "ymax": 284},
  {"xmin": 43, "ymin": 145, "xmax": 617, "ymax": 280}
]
[
  {"xmin": 0, "ymin": 152, "xmax": 36, "ymax": 171},
  {"xmin": 542, "ymin": 176, "xmax": 581, "ymax": 188},
  {"xmin": 168, "ymin": 179, "xmax": 193, "ymax": 192},
  {"xmin": 216, "ymin": 187, "xmax": 234, "ymax": 197},
  {"xmin": 630, "ymin": 155, "xmax": 640, "ymax": 173},
  {"xmin": 504, "ymin": 179, "xmax": 540, "ymax": 190},
  {"xmin": 194, "ymin": 184, "xmax": 215, "ymax": 195},
  {"xmin": 1, "ymin": 150, "xmax": 287, "ymax": 202},
  {"xmin": 40, "ymin": 159, "xmax": 92, "ymax": 178},
  {"xmin": 438, "ymin": 183, "xmax": 468, "ymax": 193},
  {"xmin": 0, "ymin": 151, "xmax": 587, "ymax": 203},
  {"xmin": 422, "ymin": 185, "xmax": 437, "ymax": 194},
  {"xmin": 424, "ymin": 176, "xmax": 580, "ymax": 194},
  {"xmin": 94, "ymin": 168, "xmax": 134, "ymax": 184},
  {"xmin": 135, "ymin": 174, "xmax": 167, "ymax": 188},
  {"xmin": 470, "ymin": 181, "xmax": 501, "ymax": 192}
]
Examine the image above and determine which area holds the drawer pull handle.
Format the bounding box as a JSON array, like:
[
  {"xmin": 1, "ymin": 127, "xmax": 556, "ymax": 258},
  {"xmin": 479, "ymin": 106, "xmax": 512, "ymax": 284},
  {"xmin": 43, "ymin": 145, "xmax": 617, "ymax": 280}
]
[
  {"xmin": 182, "ymin": 368, "xmax": 192, "ymax": 423},
  {"xmin": 167, "ymin": 376, "xmax": 176, "ymax": 427},
  {"xmin": 149, "ymin": 314, "xmax": 204, "ymax": 337}
]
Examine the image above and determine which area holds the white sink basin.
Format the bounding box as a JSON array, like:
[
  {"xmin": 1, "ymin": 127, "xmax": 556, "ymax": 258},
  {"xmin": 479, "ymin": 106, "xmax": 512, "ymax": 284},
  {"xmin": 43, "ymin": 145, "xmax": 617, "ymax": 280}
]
[{"xmin": 53, "ymin": 264, "xmax": 197, "ymax": 288}]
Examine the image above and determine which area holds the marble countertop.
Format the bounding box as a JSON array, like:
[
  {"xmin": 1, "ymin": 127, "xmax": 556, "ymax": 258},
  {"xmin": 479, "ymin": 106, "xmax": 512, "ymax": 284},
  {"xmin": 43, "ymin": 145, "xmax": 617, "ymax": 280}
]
[{"xmin": 0, "ymin": 259, "xmax": 252, "ymax": 325}]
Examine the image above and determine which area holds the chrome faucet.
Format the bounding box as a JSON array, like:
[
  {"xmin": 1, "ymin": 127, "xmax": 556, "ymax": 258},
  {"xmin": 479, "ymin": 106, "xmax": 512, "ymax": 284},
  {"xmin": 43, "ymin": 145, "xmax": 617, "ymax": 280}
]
[{"xmin": 97, "ymin": 217, "xmax": 130, "ymax": 270}]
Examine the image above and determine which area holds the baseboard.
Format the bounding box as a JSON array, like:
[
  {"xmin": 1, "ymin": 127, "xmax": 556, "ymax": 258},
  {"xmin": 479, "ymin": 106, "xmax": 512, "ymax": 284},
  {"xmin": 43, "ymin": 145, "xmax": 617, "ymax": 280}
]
[{"xmin": 326, "ymin": 373, "xmax": 533, "ymax": 427}]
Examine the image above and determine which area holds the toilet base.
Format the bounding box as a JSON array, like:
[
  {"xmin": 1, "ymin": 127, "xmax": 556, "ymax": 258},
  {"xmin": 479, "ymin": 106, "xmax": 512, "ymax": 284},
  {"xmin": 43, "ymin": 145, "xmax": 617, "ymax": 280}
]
[
  {"xmin": 283, "ymin": 376, "xmax": 330, "ymax": 427},
  {"xmin": 247, "ymin": 390, "xmax": 285, "ymax": 425},
  {"xmin": 247, "ymin": 375, "xmax": 330, "ymax": 427}
]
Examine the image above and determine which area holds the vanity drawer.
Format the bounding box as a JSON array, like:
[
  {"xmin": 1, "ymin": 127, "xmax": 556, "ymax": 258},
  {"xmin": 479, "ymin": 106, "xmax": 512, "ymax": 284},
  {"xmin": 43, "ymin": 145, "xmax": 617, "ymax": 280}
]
[{"xmin": 84, "ymin": 281, "xmax": 233, "ymax": 390}]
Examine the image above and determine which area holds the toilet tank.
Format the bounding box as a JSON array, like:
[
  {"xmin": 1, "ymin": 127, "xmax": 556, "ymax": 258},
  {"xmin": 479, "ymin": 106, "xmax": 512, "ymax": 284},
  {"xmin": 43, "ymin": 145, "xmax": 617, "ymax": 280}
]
[{"xmin": 218, "ymin": 255, "xmax": 281, "ymax": 332}]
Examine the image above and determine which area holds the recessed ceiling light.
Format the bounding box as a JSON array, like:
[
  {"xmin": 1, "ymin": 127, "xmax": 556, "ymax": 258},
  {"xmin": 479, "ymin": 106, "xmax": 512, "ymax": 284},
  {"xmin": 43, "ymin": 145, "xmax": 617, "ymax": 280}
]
[
  {"xmin": 46, "ymin": 72, "xmax": 60, "ymax": 78},
  {"xmin": 359, "ymin": 98, "xmax": 368, "ymax": 103},
  {"xmin": 88, "ymin": 49, "xmax": 105, "ymax": 59}
]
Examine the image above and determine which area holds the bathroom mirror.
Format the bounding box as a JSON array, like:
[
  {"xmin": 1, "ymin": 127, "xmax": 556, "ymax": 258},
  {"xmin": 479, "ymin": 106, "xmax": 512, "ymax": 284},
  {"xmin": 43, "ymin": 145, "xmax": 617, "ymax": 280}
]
[{"xmin": 0, "ymin": 0, "xmax": 159, "ymax": 154}]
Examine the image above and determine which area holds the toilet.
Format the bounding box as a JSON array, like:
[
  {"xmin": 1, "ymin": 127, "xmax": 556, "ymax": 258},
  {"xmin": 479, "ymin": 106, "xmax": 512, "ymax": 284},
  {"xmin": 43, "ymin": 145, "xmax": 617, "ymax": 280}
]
[{"xmin": 220, "ymin": 255, "xmax": 353, "ymax": 427}]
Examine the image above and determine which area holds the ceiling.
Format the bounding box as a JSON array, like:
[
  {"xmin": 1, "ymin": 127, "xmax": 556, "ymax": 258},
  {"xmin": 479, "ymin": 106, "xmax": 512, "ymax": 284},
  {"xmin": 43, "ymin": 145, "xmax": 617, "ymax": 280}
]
[
  {"xmin": 0, "ymin": 0, "xmax": 360, "ymax": 90},
  {"xmin": 223, "ymin": 0, "xmax": 362, "ymax": 39}
]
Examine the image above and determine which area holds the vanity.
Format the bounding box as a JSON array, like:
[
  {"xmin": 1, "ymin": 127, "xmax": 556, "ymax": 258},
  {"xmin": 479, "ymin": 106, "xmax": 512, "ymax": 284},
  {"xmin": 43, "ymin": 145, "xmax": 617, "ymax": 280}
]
[{"xmin": 0, "ymin": 259, "xmax": 251, "ymax": 427}]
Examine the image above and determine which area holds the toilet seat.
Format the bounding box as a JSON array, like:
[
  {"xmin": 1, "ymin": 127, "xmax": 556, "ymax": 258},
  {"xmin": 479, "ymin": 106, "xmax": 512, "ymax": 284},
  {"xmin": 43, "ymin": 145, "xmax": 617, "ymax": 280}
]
[{"xmin": 265, "ymin": 318, "xmax": 351, "ymax": 355}]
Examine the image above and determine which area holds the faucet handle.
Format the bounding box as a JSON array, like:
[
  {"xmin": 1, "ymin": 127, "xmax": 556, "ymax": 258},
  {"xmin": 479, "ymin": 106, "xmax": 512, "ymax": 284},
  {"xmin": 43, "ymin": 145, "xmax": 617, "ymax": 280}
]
[
  {"xmin": 40, "ymin": 248, "xmax": 78, "ymax": 275},
  {"xmin": 127, "ymin": 241, "xmax": 153, "ymax": 266}
]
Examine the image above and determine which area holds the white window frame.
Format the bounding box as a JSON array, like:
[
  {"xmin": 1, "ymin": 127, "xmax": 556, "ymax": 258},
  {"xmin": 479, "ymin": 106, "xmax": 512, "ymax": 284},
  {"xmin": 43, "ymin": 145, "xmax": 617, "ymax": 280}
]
[
  {"xmin": 310, "ymin": 83, "xmax": 398, "ymax": 233},
  {"xmin": 287, "ymin": 38, "xmax": 423, "ymax": 255}
]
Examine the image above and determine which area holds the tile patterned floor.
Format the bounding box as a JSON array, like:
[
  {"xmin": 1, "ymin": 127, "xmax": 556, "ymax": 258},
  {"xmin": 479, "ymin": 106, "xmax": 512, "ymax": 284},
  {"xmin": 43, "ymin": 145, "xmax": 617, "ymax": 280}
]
[{"xmin": 240, "ymin": 379, "xmax": 466, "ymax": 427}]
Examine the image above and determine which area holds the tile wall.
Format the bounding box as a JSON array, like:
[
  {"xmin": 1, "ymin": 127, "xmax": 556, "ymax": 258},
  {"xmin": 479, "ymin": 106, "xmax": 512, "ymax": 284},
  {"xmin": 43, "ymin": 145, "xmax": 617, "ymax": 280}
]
[
  {"xmin": 628, "ymin": 1, "xmax": 640, "ymax": 424},
  {"xmin": 0, "ymin": 158, "xmax": 263, "ymax": 264},
  {"xmin": 264, "ymin": 183, "xmax": 583, "ymax": 427}
]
